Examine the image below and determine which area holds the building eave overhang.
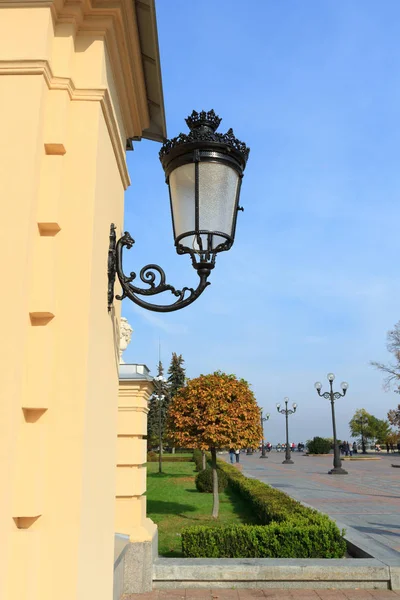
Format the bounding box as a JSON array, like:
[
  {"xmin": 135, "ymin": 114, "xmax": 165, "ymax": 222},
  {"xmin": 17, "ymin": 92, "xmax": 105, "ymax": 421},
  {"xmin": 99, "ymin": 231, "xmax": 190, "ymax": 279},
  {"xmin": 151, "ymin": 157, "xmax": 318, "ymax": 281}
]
[{"xmin": 133, "ymin": 0, "xmax": 166, "ymax": 144}]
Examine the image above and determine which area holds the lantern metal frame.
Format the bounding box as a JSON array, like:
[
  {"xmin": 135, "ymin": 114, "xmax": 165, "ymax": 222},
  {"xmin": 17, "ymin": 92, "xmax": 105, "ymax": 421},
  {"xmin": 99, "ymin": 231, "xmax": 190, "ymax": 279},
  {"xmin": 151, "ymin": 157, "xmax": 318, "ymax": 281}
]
[{"xmin": 107, "ymin": 110, "xmax": 249, "ymax": 312}]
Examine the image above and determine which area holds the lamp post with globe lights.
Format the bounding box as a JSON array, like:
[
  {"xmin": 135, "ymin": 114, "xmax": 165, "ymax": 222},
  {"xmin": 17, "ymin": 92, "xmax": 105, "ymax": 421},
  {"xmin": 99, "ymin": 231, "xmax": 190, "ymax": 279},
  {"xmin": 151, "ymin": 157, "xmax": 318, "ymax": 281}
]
[
  {"xmin": 276, "ymin": 398, "xmax": 297, "ymax": 464},
  {"xmin": 260, "ymin": 410, "xmax": 270, "ymax": 458},
  {"xmin": 153, "ymin": 375, "xmax": 167, "ymax": 474},
  {"xmin": 314, "ymin": 373, "xmax": 348, "ymax": 475}
]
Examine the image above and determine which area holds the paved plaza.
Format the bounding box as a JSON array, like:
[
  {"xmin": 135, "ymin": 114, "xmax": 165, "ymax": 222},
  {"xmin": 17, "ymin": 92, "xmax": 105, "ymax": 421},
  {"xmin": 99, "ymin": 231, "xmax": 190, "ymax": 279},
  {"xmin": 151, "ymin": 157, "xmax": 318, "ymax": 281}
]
[{"xmin": 236, "ymin": 451, "xmax": 400, "ymax": 557}]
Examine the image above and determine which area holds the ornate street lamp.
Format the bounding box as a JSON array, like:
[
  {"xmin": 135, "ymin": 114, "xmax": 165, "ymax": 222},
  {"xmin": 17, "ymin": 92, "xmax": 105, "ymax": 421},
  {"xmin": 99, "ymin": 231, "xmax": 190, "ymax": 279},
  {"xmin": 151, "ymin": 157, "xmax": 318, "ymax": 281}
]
[
  {"xmin": 276, "ymin": 398, "xmax": 297, "ymax": 465},
  {"xmin": 153, "ymin": 375, "xmax": 167, "ymax": 474},
  {"xmin": 108, "ymin": 110, "xmax": 250, "ymax": 312},
  {"xmin": 314, "ymin": 373, "xmax": 349, "ymax": 475},
  {"xmin": 260, "ymin": 409, "xmax": 270, "ymax": 458}
]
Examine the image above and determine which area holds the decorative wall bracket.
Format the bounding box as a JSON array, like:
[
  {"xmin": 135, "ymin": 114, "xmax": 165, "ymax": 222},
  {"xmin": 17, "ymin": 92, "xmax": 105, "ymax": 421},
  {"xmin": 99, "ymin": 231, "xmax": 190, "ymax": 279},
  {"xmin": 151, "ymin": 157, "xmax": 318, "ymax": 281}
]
[{"xmin": 107, "ymin": 224, "xmax": 212, "ymax": 313}]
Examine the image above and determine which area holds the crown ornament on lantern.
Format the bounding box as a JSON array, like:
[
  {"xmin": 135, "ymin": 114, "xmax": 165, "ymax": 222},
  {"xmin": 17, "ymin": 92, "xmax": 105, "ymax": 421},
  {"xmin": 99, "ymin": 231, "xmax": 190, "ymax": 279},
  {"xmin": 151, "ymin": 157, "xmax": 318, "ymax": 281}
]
[
  {"xmin": 185, "ymin": 109, "xmax": 222, "ymax": 132},
  {"xmin": 159, "ymin": 109, "xmax": 250, "ymax": 166}
]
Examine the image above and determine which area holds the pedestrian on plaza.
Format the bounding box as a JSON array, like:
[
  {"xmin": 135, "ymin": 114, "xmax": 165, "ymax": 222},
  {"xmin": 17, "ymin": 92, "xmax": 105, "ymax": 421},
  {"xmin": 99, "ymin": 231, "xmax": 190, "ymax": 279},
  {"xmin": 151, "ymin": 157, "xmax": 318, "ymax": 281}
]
[
  {"xmin": 235, "ymin": 449, "xmax": 240, "ymax": 463},
  {"xmin": 353, "ymin": 441, "xmax": 358, "ymax": 454},
  {"xmin": 344, "ymin": 441, "xmax": 349, "ymax": 456},
  {"xmin": 386, "ymin": 442, "xmax": 390, "ymax": 453},
  {"xmin": 229, "ymin": 447, "xmax": 235, "ymax": 464}
]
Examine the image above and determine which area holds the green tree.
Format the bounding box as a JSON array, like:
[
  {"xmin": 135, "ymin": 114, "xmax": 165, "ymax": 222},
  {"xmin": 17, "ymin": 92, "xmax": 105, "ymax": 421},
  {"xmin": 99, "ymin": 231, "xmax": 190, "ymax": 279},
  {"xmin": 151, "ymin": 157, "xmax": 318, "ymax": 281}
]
[
  {"xmin": 349, "ymin": 409, "xmax": 392, "ymax": 449},
  {"xmin": 167, "ymin": 371, "xmax": 262, "ymax": 519},
  {"xmin": 369, "ymin": 415, "xmax": 392, "ymax": 444},
  {"xmin": 147, "ymin": 361, "xmax": 169, "ymax": 451},
  {"xmin": 388, "ymin": 404, "xmax": 400, "ymax": 432},
  {"xmin": 167, "ymin": 352, "xmax": 186, "ymax": 397},
  {"xmin": 371, "ymin": 321, "xmax": 400, "ymax": 393},
  {"xmin": 167, "ymin": 353, "xmax": 186, "ymax": 452}
]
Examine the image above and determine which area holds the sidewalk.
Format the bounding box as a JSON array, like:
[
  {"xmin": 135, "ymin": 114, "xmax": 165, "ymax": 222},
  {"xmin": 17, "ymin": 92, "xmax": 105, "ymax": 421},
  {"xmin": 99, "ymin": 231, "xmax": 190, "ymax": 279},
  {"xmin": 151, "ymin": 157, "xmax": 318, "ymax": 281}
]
[
  {"xmin": 236, "ymin": 452, "xmax": 400, "ymax": 558},
  {"xmin": 129, "ymin": 588, "xmax": 400, "ymax": 599}
]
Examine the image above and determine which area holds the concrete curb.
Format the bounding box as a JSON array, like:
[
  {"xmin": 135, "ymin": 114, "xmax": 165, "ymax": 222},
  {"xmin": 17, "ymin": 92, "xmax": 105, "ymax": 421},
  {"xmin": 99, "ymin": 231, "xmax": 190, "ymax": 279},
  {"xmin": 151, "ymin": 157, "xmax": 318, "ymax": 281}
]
[
  {"xmin": 342, "ymin": 457, "xmax": 381, "ymax": 461},
  {"xmin": 153, "ymin": 557, "xmax": 390, "ymax": 590}
]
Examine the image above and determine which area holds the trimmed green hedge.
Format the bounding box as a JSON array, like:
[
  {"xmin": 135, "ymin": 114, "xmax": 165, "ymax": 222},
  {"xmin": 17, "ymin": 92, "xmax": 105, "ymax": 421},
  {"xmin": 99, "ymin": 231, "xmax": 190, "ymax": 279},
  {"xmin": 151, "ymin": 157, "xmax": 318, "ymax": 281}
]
[
  {"xmin": 218, "ymin": 462, "xmax": 330, "ymax": 525},
  {"xmin": 147, "ymin": 453, "xmax": 192, "ymax": 463},
  {"xmin": 181, "ymin": 460, "xmax": 346, "ymax": 558},
  {"xmin": 182, "ymin": 521, "xmax": 346, "ymax": 558}
]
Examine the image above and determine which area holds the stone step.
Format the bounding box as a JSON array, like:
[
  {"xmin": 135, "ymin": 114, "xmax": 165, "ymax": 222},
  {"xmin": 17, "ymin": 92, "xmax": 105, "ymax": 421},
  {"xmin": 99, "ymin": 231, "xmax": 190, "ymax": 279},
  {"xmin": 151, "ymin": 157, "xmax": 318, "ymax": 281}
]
[{"xmin": 153, "ymin": 557, "xmax": 391, "ymax": 590}]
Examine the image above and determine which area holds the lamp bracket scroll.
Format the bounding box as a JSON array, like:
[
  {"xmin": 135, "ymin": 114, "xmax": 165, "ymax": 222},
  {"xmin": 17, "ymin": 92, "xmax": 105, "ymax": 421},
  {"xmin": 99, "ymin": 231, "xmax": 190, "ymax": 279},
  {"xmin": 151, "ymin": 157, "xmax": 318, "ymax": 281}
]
[{"xmin": 107, "ymin": 224, "xmax": 212, "ymax": 313}]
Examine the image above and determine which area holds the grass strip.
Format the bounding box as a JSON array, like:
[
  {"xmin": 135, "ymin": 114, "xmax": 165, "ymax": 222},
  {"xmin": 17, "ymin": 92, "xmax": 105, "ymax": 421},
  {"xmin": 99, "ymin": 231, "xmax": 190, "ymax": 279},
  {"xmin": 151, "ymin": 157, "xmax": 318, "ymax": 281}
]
[{"xmin": 146, "ymin": 461, "xmax": 257, "ymax": 556}]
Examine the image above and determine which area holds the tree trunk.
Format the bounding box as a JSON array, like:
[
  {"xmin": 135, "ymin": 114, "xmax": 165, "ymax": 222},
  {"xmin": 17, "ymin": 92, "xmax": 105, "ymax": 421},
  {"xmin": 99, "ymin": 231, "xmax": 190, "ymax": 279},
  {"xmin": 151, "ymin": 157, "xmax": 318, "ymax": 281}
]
[
  {"xmin": 202, "ymin": 451, "xmax": 206, "ymax": 471},
  {"xmin": 211, "ymin": 447, "xmax": 219, "ymax": 519}
]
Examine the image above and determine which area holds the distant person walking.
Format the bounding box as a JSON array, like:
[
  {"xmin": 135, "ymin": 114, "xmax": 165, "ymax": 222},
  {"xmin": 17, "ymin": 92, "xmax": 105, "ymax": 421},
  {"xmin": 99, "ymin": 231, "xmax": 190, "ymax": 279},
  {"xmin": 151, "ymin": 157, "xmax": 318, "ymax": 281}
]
[
  {"xmin": 235, "ymin": 449, "xmax": 240, "ymax": 463},
  {"xmin": 353, "ymin": 441, "xmax": 358, "ymax": 454},
  {"xmin": 229, "ymin": 447, "xmax": 235, "ymax": 464}
]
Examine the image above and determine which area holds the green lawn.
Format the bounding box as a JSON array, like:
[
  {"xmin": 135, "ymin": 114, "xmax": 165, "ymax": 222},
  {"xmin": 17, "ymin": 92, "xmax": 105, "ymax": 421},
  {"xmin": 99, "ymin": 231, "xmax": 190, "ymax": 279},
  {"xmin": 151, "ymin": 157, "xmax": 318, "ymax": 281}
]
[{"xmin": 146, "ymin": 461, "xmax": 258, "ymax": 557}]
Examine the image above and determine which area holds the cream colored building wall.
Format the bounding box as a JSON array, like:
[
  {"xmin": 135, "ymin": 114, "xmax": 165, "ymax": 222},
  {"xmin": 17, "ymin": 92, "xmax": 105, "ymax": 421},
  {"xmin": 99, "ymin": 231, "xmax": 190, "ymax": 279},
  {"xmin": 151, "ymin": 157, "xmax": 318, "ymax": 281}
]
[
  {"xmin": 0, "ymin": 2, "xmax": 160, "ymax": 599},
  {"xmin": 116, "ymin": 379, "xmax": 157, "ymax": 541}
]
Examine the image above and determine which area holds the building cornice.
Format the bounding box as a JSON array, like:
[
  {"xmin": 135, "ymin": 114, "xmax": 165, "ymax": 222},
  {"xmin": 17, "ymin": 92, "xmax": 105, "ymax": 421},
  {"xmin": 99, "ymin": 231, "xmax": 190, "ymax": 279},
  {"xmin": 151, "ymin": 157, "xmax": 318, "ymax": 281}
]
[
  {"xmin": 0, "ymin": 0, "xmax": 166, "ymax": 143},
  {"xmin": 0, "ymin": 58, "xmax": 130, "ymax": 188}
]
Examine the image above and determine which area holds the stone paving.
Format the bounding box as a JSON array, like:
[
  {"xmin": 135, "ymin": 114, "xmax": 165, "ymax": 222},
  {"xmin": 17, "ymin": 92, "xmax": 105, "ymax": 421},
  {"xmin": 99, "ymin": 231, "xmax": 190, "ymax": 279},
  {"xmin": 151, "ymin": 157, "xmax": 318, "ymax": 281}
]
[
  {"xmin": 235, "ymin": 452, "xmax": 400, "ymax": 557},
  {"xmin": 130, "ymin": 588, "xmax": 400, "ymax": 599}
]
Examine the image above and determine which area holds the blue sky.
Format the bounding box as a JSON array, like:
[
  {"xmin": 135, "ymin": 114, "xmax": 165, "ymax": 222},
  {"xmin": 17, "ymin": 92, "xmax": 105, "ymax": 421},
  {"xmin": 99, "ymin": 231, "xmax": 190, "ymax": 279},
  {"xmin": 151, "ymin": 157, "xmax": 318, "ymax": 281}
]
[{"xmin": 122, "ymin": 0, "xmax": 400, "ymax": 443}]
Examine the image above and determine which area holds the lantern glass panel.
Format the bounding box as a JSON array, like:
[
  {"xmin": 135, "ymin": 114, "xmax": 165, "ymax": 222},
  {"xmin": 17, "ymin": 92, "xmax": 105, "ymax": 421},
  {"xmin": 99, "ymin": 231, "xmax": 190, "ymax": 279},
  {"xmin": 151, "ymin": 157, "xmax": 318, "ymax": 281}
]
[
  {"xmin": 169, "ymin": 163, "xmax": 195, "ymax": 241},
  {"xmin": 169, "ymin": 160, "xmax": 240, "ymax": 254},
  {"xmin": 198, "ymin": 162, "xmax": 239, "ymax": 249}
]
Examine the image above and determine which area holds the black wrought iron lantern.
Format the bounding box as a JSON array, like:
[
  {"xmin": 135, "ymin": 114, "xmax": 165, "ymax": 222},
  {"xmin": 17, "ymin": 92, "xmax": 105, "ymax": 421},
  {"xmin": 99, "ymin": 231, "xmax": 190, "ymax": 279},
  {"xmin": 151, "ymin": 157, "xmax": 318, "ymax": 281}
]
[{"xmin": 108, "ymin": 110, "xmax": 250, "ymax": 313}]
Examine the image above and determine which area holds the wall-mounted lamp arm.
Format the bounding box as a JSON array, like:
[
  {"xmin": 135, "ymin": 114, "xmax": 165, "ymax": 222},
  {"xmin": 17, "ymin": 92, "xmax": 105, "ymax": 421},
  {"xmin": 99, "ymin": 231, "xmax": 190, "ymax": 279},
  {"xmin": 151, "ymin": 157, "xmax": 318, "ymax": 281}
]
[{"xmin": 108, "ymin": 224, "xmax": 211, "ymax": 313}]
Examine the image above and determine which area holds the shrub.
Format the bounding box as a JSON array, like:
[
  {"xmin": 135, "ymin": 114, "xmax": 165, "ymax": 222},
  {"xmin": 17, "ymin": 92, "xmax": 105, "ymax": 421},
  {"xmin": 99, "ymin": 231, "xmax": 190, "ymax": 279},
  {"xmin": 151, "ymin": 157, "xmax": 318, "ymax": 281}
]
[
  {"xmin": 218, "ymin": 461, "xmax": 317, "ymax": 524},
  {"xmin": 146, "ymin": 453, "xmax": 192, "ymax": 463},
  {"xmin": 195, "ymin": 467, "xmax": 228, "ymax": 493},
  {"xmin": 306, "ymin": 437, "xmax": 332, "ymax": 454},
  {"xmin": 184, "ymin": 459, "xmax": 346, "ymax": 558},
  {"xmin": 193, "ymin": 449, "xmax": 210, "ymax": 471},
  {"xmin": 182, "ymin": 522, "xmax": 346, "ymax": 558},
  {"xmin": 193, "ymin": 449, "xmax": 203, "ymax": 472}
]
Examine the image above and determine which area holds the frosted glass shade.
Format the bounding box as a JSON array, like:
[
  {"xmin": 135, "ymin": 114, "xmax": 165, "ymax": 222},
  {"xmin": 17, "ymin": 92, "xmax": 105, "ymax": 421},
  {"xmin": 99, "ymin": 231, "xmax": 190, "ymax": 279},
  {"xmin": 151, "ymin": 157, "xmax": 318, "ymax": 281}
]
[{"xmin": 169, "ymin": 161, "xmax": 240, "ymax": 253}]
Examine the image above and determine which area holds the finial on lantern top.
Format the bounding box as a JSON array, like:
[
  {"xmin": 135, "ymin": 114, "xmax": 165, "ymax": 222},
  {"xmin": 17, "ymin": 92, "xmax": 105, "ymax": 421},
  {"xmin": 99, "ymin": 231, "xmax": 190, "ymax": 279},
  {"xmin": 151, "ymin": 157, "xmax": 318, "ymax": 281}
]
[{"xmin": 185, "ymin": 109, "xmax": 222, "ymax": 132}]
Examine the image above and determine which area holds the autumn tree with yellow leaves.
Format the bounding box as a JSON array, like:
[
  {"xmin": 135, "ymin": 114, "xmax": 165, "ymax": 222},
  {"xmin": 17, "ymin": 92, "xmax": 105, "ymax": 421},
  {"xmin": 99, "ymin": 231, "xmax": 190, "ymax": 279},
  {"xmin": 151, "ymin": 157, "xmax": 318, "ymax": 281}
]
[{"xmin": 167, "ymin": 371, "xmax": 262, "ymax": 518}]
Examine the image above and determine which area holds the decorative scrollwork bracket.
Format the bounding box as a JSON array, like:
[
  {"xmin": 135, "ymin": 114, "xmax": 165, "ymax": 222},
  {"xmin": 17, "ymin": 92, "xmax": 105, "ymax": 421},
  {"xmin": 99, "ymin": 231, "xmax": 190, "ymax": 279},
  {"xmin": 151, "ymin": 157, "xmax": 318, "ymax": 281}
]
[{"xmin": 107, "ymin": 224, "xmax": 213, "ymax": 313}]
